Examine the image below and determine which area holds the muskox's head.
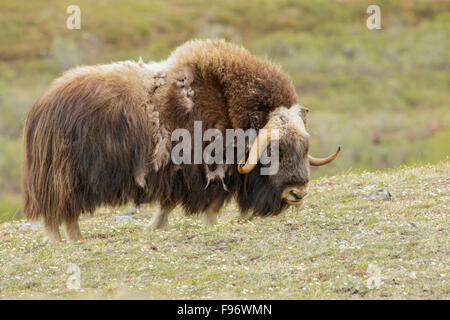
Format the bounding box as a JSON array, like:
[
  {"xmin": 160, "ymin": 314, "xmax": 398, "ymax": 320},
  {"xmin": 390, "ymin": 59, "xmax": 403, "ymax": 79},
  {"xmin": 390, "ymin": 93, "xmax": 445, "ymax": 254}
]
[{"xmin": 237, "ymin": 105, "xmax": 340, "ymax": 216}]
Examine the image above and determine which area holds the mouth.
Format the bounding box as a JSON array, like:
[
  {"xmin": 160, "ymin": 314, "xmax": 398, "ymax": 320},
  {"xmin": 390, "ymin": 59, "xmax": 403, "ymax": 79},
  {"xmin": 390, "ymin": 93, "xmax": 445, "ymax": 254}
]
[
  {"xmin": 282, "ymin": 189, "xmax": 307, "ymax": 205},
  {"xmin": 284, "ymin": 198, "xmax": 305, "ymax": 205}
]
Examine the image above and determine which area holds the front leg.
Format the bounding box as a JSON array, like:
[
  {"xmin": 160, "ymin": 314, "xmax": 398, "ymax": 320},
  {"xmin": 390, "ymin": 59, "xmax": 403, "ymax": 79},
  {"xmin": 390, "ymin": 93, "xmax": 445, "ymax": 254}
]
[
  {"xmin": 146, "ymin": 205, "xmax": 174, "ymax": 230},
  {"xmin": 202, "ymin": 210, "xmax": 219, "ymax": 227},
  {"xmin": 202, "ymin": 201, "xmax": 222, "ymax": 227}
]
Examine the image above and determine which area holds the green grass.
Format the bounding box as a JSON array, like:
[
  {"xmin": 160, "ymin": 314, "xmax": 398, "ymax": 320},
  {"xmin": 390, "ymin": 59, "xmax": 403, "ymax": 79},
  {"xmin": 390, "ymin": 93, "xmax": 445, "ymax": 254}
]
[
  {"xmin": 0, "ymin": 1, "xmax": 449, "ymax": 220},
  {"xmin": 0, "ymin": 163, "xmax": 448, "ymax": 299},
  {"xmin": 0, "ymin": 194, "xmax": 22, "ymax": 223}
]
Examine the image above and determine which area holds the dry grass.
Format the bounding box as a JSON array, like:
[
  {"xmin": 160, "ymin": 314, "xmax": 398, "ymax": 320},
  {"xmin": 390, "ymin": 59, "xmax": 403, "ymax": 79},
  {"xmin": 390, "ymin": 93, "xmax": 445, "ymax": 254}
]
[{"xmin": 0, "ymin": 162, "xmax": 448, "ymax": 299}]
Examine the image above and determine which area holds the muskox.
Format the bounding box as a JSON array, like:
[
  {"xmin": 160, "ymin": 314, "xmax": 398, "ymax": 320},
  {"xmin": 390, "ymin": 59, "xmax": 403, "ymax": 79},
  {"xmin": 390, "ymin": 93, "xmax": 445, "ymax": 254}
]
[{"xmin": 23, "ymin": 39, "xmax": 339, "ymax": 242}]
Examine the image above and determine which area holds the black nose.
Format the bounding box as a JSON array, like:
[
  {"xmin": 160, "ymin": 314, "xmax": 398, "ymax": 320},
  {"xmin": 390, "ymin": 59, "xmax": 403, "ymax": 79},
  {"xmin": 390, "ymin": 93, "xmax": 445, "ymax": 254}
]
[{"xmin": 290, "ymin": 190, "xmax": 306, "ymax": 200}]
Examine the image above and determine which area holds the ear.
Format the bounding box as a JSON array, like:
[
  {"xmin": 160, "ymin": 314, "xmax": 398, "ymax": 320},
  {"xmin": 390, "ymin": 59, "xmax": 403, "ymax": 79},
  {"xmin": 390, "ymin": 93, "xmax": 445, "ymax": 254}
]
[{"xmin": 299, "ymin": 106, "xmax": 309, "ymax": 124}]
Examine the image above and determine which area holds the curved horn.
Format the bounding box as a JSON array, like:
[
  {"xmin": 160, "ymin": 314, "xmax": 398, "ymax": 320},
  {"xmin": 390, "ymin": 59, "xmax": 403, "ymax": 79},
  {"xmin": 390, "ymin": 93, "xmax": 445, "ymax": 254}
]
[
  {"xmin": 308, "ymin": 146, "xmax": 341, "ymax": 166},
  {"xmin": 237, "ymin": 129, "xmax": 272, "ymax": 174}
]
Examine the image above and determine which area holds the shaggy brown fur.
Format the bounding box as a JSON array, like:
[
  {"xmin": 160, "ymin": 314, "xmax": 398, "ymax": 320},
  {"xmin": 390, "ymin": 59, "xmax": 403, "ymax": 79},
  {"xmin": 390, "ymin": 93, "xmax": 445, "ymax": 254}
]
[
  {"xmin": 164, "ymin": 39, "xmax": 297, "ymax": 130},
  {"xmin": 23, "ymin": 61, "xmax": 170, "ymax": 233},
  {"xmin": 147, "ymin": 39, "xmax": 300, "ymax": 216},
  {"xmin": 23, "ymin": 39, "xmax": 311, "ymax": 241}
]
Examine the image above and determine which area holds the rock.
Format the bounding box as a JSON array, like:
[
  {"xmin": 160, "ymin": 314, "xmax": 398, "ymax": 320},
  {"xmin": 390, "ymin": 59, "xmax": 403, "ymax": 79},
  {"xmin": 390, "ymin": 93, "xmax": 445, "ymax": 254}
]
[
  {"xmin": 427, "ymin": 121, "xmax": 444, "ymax": 136},
  {"xmin": 122, "ymin": 207, "xmax": 139, "ymax": 215},
  {"xmin": 108, "ymin": 215, "xmax": 134, "ymax": 223},
  {"xmin": 15, "ymin": 222, "xmax": 41, "ymax": 231},
  {"xmin": 369, "ymin": 131, "xmax": 381, "ymax": 144},
  {"xmin": 366, "ymin": 187, "xmax": 392, "ymax": 201}
]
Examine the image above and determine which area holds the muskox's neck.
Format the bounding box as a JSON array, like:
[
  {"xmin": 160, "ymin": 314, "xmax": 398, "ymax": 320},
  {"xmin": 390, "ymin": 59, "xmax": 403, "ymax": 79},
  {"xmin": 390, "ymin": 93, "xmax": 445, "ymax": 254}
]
[{"xmin": 164, "ymin": 39, "xmax": 297, "ymax": 131}]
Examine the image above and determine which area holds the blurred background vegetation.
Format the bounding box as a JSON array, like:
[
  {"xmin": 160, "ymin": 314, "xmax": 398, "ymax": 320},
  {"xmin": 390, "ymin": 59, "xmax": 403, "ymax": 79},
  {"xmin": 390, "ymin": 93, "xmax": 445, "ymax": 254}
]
[{"xmin": 0, "ymin": 0, "xmax": 448, "ymax": 222}]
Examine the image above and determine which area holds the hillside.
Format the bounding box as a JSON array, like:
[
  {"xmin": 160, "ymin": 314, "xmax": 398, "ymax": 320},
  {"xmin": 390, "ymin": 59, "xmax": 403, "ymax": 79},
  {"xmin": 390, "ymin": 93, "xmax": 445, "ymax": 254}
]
[
  {"xmin": 0, "ymin": 163, "xmax": 448, "ymax": 299},
  {"xmin": 0, "ymin": 0, "xmax": 449, "ymax": 222}
]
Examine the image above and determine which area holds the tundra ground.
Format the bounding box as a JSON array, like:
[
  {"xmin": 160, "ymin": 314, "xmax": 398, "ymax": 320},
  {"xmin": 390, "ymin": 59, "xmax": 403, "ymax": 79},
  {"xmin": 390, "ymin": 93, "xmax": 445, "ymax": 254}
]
[{"xmin": 0, "ymin": 162, "xmax": 448, "ymax": 299}]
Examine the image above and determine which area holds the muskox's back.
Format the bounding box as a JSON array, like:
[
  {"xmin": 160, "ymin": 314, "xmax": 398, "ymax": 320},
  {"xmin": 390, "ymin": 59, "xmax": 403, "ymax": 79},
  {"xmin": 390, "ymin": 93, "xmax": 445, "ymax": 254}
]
[{"xmin": 23, "ymin": 62, "xmax": 159, "ymax": 227}]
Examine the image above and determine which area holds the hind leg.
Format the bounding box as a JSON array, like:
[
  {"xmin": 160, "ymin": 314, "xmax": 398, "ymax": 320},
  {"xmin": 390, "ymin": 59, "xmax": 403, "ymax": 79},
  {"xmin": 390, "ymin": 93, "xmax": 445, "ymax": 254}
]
[
  {"xmin": 146, "ymin": 204, "xmax": 174, "ymax": 230},
  {"xmin": 42, "ymin": 219, "xmax": 61, "ymax": 243},
  {"xmin": 63, "ymin": 217, "xmax": 84, "ymax": 241}
]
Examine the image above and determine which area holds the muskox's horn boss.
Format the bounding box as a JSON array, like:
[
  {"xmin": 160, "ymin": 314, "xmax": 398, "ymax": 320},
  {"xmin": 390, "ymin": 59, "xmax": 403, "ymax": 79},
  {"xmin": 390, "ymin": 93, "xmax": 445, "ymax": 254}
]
[{"xmin": 23, "ymin": 39, "xmax": 340, "ymax": 242}]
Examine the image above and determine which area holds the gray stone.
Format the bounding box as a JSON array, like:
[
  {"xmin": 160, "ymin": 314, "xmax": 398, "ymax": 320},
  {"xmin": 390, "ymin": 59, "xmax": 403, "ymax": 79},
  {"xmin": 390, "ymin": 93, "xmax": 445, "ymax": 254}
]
[
  {"xmin": 366, "ymin": 187, "xmax": 392, "ymax": 201},
  {"xmin": 15, "ymin": 222, "xmax": 41, "ymax": 231},
  {"xmin": 122, "ymin": 207, "xmax": 139, "ymax": 215},
  {"xmin": 108, "ymin": 215, "xmax": 134, "ymax": 222}
]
